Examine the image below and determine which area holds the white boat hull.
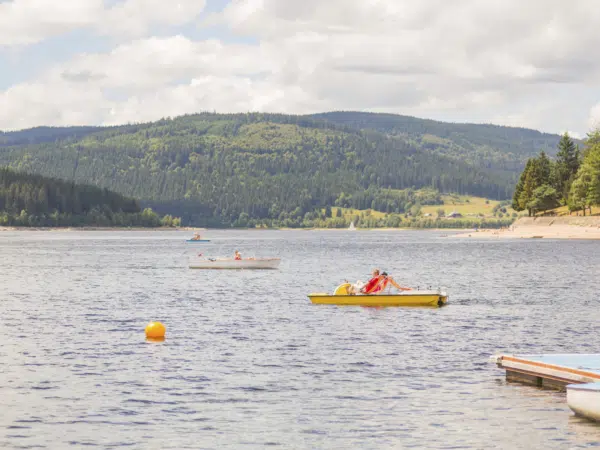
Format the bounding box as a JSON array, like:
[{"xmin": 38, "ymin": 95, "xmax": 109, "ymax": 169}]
[
  {"xmin": 189, "ymin": 258, "xmax": 280, "ymax": 269},
  {"xmin": 567, "ymin": 383, "xmax": 600, "ymax": 421}
]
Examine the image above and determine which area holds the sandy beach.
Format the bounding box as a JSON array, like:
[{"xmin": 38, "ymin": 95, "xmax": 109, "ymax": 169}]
[{"xmin": 455, "ymin": 216, "xmax": 600, "ymax": 240}]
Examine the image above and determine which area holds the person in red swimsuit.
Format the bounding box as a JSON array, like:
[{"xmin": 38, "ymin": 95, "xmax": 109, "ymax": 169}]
[
  {"xmin": 371, "ymin": 272, "xmax": 412, "ymax": 294},
  {"xmin": 360, "ymin": 269, "xmax": 383, "ymax": 294},
  {"xmin": 234, "ymin": 250, "xmax": 242, "ymax": 260}
]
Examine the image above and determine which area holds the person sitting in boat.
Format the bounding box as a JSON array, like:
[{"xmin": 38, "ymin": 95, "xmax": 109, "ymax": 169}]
[
  {"xmin": 191, "ymin": 232, "xmax": 202, "ymax": 241},
  {"xmin": 234, "ymin": 250, "xmax": 242, "ymax": 260},
  {"xmin": 347, "ymin": 269, "xmax": 380, "ymax": 295},
  {"xmin": 347, "ymin": 280, "xmax": 365, "ymax": 294},
  {"xmin": 372, "ymin": 272, "xmax": 412, "ymax": 294},
  {"xmin": 357, "ymin": 269, "xmax": 383, "ymax": 294}
]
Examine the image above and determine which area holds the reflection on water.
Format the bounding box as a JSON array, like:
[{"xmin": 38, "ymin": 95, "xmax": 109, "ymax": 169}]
[
  {"xmin": 1, "ymin": 230, "xmax": 600, "ymax": 449},
  {"xmin": 567, "ymin": 415, "xmax": 600, "ymax": 444}
]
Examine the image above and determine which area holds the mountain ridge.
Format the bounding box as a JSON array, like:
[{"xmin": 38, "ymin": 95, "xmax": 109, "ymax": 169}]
[
  {"xmin": 0, "ymin": 111, "xmax": 568, "ymax": 226},
  {"xmin": 0, "ymin": 111, "xmax": 564, "ymax": 146}
]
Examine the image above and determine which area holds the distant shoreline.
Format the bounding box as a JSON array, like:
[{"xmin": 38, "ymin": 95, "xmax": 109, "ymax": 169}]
[
  {"xmin": 0, "ymin": 226, "xmax": 203, "ymax": 232},
  {"xmin": 0, "ymin": 225, "xmax": 475, "ymax": 232},
  {"xmin": 454, "ymin": 216, "xmax": 600, "ymax": 240},
  {"xmin": 277, "ymin": 227, "xmax": 474, "ymax": 232},
  {"xmin": 454, "ymin": 228, "xmax": 600, "ymax": 240}
]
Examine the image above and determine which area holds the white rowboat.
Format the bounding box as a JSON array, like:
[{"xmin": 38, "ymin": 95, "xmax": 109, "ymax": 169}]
[
  {"xmin": 567, "ymin": 383, "xmax": 600, "ymax": 422},
  {"xmin": 189, "ymin": 258, "xmax": 280, "ymax": 269}
]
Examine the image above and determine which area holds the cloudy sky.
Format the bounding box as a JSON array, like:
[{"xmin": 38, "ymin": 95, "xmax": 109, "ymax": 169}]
[{"xmin": 1, "ymin": 0, "xmax": 600, "ymax": 135}]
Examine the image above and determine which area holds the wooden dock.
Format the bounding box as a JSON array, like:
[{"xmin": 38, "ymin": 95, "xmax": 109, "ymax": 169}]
[{"xmin": 492, "ymin": 354, "xmax": 600, "ymax": 390}]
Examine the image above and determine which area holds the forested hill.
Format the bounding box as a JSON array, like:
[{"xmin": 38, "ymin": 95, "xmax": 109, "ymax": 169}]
[
  {"xmin": 311, "ymin": 111, "xmax": 565, "ymax": 174},
  {"xmin": 0, "ymin": 168, "xmax": 179, "ymax": 227},
  {"xmin": 0, "ymin": 112, "xmax": 564, "ymax": 227},
  {"xmin": 0, "ymin": 126, "xmax": 103, "ymax": 146}
]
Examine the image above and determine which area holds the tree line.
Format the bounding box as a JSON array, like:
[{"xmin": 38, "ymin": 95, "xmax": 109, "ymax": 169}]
[
  {"xmin": 0, "ymin": 113, "xmax": 521, "ymax": 226},
  {"xmin": 512, "ymin": 130, "xmax": 600, "ymax": 215},
  {"xmin": 0, "ymin": 167, "xmax": 180, "ymax": 227}
]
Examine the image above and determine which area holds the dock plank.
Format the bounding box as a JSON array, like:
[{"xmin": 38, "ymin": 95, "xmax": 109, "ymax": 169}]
[{"xmin": 493, "ymin": 354, "xmax": 600, "ymax": 390}]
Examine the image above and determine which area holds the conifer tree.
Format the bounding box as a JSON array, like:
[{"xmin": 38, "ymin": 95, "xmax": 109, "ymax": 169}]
[{"xmin": 555, "ymin": 133, "xmax": 579, "ymax": 202}]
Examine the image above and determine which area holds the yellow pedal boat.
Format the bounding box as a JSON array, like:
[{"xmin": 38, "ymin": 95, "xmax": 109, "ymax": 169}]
[{"xmin": 308, "ymin": 283, "xmax": 448, "ymax": 307}]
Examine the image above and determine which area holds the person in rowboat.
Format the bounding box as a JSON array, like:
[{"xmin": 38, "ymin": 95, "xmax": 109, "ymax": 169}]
[{"xmin": 234, "ymin": 250, "xmax": 242, "ymax": 260}]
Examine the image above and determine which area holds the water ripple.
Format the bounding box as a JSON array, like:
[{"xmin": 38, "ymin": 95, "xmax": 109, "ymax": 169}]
[{"xmin": 1, "ymin": 230, "xmax": 600, "ymax": 449}]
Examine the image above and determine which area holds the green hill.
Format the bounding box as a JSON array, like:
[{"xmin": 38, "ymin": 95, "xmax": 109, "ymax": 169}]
[
  {"xmin": 0, "ymin": 167, "xmax": 179, "ymax": 227},
  {"xmin": 0, "ymin": 112, "xmax": 566, "ymax": 227},
  {"xmin": 311, "ymin": 111, "xmax": 565, "ymax": 173},
  {"xmin": 0, "ymin": 126, "xmax": 104, "ymax": 146}
]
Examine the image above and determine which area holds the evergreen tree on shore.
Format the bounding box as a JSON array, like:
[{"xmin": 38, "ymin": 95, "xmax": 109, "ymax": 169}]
[
  {"xmin": 554, "ymin": 132, "xmax": 580, "ymax": 203},
  {"xmin": 513, "ymin": 128, "xmax": 600, "ymax": 217},
  {"xmin": 513, "ymin": 151, "xmax": 558, "ymax": 216},
  {"xmin": 512, "ymin": 159, "xmax": 530, "ymax": 211},
  {"xmin": 569, "ymin": 131, "xmax": 600, "ymax": 215}
]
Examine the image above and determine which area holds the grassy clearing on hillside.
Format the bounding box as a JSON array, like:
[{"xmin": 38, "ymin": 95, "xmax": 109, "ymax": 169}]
[
  {"xmin": 324, "ymin": 195, "xmax": 519, "ymax": 219},
  {"xmin": 420, "ymin": 195, "xmax": 517, "ymax": 218},
  {"xmin": 320, "ymin": 207, "xmax": 387, "ymax": 219},
  {"xmin": 342, "ymin": 208, "xmax": 386, "ymax": 219}
]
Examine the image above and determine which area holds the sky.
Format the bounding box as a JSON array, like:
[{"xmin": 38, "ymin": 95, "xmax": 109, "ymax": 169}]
[{"xmin": 1, "ymin": 0, "xmax": 600, "ymax": 136}]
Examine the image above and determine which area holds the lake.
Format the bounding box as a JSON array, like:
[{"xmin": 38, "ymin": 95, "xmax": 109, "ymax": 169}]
[{"xmin": 1, "ymin": 230, "xmax": 600, "ymax": 449}]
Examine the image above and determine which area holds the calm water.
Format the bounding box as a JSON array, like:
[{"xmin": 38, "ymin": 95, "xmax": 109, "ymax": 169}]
[{"xmin": 1, "ymin": 230, "xmax": 600, "ymax": 449}]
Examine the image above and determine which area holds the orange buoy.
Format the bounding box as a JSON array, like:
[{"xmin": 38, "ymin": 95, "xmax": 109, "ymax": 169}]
[{"xmin": 145, "ymin": 321, "xmax": 166, "ymax": 339}]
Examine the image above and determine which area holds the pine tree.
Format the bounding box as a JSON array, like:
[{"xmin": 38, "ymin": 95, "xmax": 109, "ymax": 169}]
[
  {"xmin": 535, "ymin": 151, "xmax": 552, "ymax": 185},
  {"xmin": 519, "ymin": 163, "xmax": 536, "ymax": 216},
  {"xmin": 528, "ymin": 185, "xmax": 559, "ymax": 215},
  {"xmin": 512, "ymin": 165, "xmax": 526, "ymax": 210},
  {"xmin": 584, "ymin": 129, "xmax": 600, "ymax": 157},
  {"xmin": 515, "ymin": 152, "xmax": 552, "ymax": 216},
  {"xmin": 569, "ymin": 166, "xmax": 592, "ymax": 215},
  {"xmin": 569, "ymin": 131, "xmax": 600, "ymax": 215},
  {"xmin": 582, "ymin": 143, "xmax": 600, "ymax": 212},
  {"xmin": 555, "ymin": 133, "xmax": 579, "ymax": 202}
]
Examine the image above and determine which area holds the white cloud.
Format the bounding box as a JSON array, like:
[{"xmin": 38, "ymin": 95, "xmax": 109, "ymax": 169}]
[
  {"xmin": 103, "ymin": 76, "xmax": 324, "ymax": 126},
  {"xmin": 102, "ymin": 0, "xmax": 207, "ymax": 38},
  {"xmin": 0, "ymin": 35, "xmax": 300, "ymax": 129},
  {"xmin": 2, "ymin": 0, "xmax": 600, "ymax": 132},
  {"xmin": 0, "ymin": 0, "xmax": 103, "ymax": 46},
  {"xmin": 215, "ymin": 0, "xmax": 600, "ymax": 132},
  {"xmin": 1, "ymin": 81, "xmax": 109, "ymax": 129},
  {"xmin": 0, "ymin": 0, "xmax": 207, "ymax": 47}
]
